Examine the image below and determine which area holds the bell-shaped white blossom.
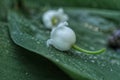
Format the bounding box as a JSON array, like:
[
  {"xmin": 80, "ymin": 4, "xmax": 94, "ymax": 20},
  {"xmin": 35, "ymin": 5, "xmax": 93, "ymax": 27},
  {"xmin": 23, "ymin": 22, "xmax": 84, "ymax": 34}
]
[
  {"xmin": 47, "ymin": 22, "xmax": 76, "ymax": 51},
  {"xmin": 42, "ymin": 8, "xmax": 69, "ymax": 29}
]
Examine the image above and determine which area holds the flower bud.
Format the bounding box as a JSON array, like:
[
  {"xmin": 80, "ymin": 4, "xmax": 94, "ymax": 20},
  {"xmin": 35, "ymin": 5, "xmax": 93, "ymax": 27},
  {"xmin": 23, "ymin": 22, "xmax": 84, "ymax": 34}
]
[{"xmin": 47, "ymin": 22, "xmax": 76, "ymax": 51}]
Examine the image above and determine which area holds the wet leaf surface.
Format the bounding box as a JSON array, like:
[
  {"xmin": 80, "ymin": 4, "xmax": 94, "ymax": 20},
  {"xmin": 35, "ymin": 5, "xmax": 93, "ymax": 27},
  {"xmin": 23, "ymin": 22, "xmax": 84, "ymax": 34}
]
[
  {"xmin": 0, "ymin": 23, "xmax": 72, "ymax": 80},
  {"xmin": 8, "ymin": 9, "xmax": 120, "ymax": 80}
]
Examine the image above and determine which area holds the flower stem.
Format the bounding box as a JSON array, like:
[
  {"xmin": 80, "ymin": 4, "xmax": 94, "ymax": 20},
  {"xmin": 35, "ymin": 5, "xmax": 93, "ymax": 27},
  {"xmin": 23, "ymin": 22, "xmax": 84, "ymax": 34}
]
[{"xmin": 72, "ymin": 44, "xmax": 106, "ymax": 54}]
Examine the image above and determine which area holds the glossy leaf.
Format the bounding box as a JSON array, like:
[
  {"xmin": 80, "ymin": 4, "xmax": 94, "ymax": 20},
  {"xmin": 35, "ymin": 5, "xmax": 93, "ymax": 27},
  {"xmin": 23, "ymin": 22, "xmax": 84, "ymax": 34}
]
[
  {"xmin": 8, "ymin": 9, "xmax": 120, "ymax": 80},
  {"xmin": 0, "ymin": 23, "xmax": 72, "ymax": 80}
]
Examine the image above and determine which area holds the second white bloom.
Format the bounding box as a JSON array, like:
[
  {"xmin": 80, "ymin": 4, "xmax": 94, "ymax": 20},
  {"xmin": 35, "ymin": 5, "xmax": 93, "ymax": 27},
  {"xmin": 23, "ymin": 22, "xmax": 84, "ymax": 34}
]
[{"xmin": 42, "ymin": 8, "xmax": 69, "ymax": 29}]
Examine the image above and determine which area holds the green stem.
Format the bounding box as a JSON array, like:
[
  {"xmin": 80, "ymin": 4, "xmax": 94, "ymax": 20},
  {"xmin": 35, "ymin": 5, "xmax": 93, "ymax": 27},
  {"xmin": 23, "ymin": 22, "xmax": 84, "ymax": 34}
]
[{"xmin": 72, "ymin": 44, "xmax": 106, "ymax": 54}]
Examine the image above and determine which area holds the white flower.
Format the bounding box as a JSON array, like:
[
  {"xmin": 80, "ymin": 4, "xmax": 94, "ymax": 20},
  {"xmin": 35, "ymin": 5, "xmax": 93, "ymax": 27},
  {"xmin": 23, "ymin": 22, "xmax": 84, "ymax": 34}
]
[
  {"xmin": 46, "ymin": 22, "xmax": 106, "ymax": 54},
  {"xmin": 47, "ymin": 22, "xmax": 76, "ymax": 51},
  {"xmin": 42, "ymin": 8, "xmax": 69, "ymax": 29}
]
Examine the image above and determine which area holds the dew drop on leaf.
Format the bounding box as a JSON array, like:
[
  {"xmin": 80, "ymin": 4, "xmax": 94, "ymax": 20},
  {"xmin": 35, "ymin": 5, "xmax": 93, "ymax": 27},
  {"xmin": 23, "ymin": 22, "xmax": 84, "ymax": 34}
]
[
  {"xmin": 110, "ymin": 68, "xmax": 113, "ymax": 72},
  {"xmin": 90, "ymin": 60, "xmax": 95, "ymax": 63},
  {"xmin": 55, "ymin": 59, "xmax": 60, "ymax": 62}
]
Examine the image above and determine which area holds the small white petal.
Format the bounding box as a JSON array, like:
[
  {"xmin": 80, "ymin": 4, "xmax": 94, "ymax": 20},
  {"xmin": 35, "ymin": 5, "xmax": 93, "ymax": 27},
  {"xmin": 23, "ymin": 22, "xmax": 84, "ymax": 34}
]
[{"xmin": 47, "ymin": 39, "xmax": 53, "ymax": 47}]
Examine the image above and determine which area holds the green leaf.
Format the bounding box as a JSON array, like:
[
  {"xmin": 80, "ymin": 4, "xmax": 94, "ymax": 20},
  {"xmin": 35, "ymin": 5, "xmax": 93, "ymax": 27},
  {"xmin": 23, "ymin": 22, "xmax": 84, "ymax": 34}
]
[
  {"xmin": 0, "ymin": 23, "xmax": 72, "ymax": 80},
  {"xmin": 8, "ymin": 9, "xmax": 120, "ymax": 80},
  {"xmin": 22, "ymin": 0, "xmax": 120, "ymax": 10}
]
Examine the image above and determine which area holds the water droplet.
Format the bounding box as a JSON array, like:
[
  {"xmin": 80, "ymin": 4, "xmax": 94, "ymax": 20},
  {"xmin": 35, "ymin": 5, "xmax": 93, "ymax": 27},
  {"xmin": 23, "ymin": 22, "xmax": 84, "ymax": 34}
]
[
  {"xmin": 7, "ymin": 40, "xmax": 10, "ymax": 43},
  {"xmin": 89, "ymin": 47, "xmax": 95, "ymax": 50},
  {"xmin": 25, "ymin": 72, "xmax": 29, "ymax": 75},
  {"xmin": 93, "ymin": 27, "xmax": 99, "ymax": 32},
  {"xmin": 5, "ymin": 50, "xmax": 9, "ymax": 53},
  {"xmin": 110, "ymin": 59, "xmax": 120, "ymax": 65},
  {"xmin": 30, "ymin": 25, "xmax": 37, "ymax": 31},
  {"xmin": 20, "ymin": 38, "xmax": 24, "ymax": 41},
  {"xmin": 101, "ymin": 63, "xmax": 105, "ymax": 67},
  {"xmin": 19, "ymin": 32, "xmax": 23, "ymax": 35},
  {"xmin": 84, "ymin": 60, "xmax": 87, "ymax": 63},
  {"xmin": 93, "ymin": 56, "xmax": 98, "ymax": 59},
  {"xmin": 55, "ymin": 59, "xmax": 60, "ymax": 62},
  {"xmin": 91, "ymin": 60, "xmax": 95, "ymax": 63},
  {"xmin": 31, "ymin": 37, "xmax": 34, "ymax": 40},
  {"xmin": 36, "ymin": 41, "xmax": 40, "ymax": 44},
  {"xmin": 98, "ymin": 40, "xmax": 106, "ymax": 44},
  {"xmin": 12, "ymin": 31, "xmax": 17, "ymax": 34},
  {"xmin": 89, "ymin": 55, "xmax": 93, "ymax": 59},
  {"xmin": 75, "ymin": 50, "xmax": 82, "ymax": 54},
  {"xmin": 110, "ymin": 68, "xmax": 113, "ymax": 71},
  {"xmin": 84, "ymin": 23, "xmax": 89, "ymax": 27}
]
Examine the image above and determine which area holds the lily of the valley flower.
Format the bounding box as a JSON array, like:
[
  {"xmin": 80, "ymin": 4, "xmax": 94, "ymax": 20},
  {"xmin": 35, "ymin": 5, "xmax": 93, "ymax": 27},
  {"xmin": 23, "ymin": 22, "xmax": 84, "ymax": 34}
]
[
  {"xmin": 47, "ymin": 22, "xmax": 106, "ymax": 54},
  {"xmin": 47, "ymin": 22, "xmax": 76, "ymax": 51},
  {"xmin": 42, "ymin": 8, "xmax": 69, "ymax": 29}
]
